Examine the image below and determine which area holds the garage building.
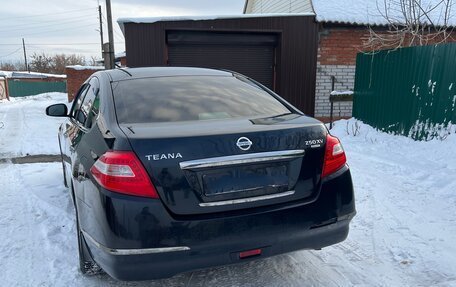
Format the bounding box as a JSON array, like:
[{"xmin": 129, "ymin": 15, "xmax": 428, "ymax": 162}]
[{"xmin": 118, "ymin": 14, "xmax": 318, "ymax": 116}]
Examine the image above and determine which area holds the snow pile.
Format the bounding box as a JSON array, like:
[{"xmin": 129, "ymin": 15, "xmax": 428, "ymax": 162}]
[
  {"xmin": 0, "ymin": 70, "xmax": 66, "ymax": 79},
  {"xmin": 330, "ymin": 90, "xmax": 353, "ymax": 96},
  {"xmin": 328, "ymin": 118, "xmax": 456, "ymax": 286},
  {"xmin": 0, "ymin": 71, "xmax": 13, "ymax": 78},
  {"xmin": 0, "ymin": 92, "xmax": 69, "ymax": 158}
]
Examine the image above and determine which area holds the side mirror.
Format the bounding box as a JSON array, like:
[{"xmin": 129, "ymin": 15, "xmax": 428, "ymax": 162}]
[{"xmin": 46, "ymin": 104, "xmax": 68, "ymax": 117}]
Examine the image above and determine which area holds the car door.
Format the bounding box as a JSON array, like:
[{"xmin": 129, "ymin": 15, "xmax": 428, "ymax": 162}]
[
  {"xmin": 72, "ymin": 77, "xmax": 101, "ymax": 182},
  {"xmin": 61, "ymin": 83, "xmax": 90, "ymax": 185},
  {"xmin": 63, "ymin": 78, "xmax": 100, "ymax": 192}
]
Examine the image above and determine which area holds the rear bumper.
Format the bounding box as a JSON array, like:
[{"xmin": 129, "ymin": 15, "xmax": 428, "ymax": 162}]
[
  {"xmin": 85, "ymin": 217, "xmax": 352, "ymax": 281},
  {"xmin": 79, "ymin": 166, "xmax": 355, "ymax": 281}
]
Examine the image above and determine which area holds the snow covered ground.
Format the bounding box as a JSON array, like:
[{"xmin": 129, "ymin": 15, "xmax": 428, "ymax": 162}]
[
  {"xmin": 1, "ymin": 95, "xmax": 456, "ymax": 286},
  {"xmin": 0, "ymin": 93, "xmax": 68, "ymax": 157}
]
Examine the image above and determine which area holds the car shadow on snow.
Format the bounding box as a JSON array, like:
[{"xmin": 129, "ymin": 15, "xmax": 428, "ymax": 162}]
[{"xmin": 83, "ymin": 251, "xmax": 328, "ymax": 287}]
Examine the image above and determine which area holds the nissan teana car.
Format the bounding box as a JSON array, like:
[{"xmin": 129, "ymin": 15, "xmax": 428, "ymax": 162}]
[{"xmin": 46, "ymin": 67, "xmax": 355, "ymax": 281}]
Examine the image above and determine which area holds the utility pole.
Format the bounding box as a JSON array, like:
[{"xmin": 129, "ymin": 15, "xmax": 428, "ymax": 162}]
[
  {"xmin": 98, "ymin": 5, "xmax": 104, "ymax": 60},
  {"xmin": 22, "ymin": 38, "xmax": 29, "ymax": 72},
  {"xmin": 105, "ymin": 0, "xmax": 115, "ymax": 69}
]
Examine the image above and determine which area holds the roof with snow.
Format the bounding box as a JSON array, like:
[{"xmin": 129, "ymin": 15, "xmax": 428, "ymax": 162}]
[
  {"xmin": 65, "ymin": 65, "xmax": 105, "ymax": 71},
  {"xmin": 115, "ymin": 51, "xmax": 126, "ymax": 58},
  {"xmin": 0, "ymin": 70, "xmax": 66, "ymax": 79},
  {"xmin": 117, "ymin": 13, "xmax": 315, "ymax": 33},
  {"xmin": 312, "ymin": 0, "xmax": 456, "ymax": 26}
]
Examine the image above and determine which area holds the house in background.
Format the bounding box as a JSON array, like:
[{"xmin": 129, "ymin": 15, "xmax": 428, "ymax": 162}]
[
  {"xmin": 116, "ymin": 51, "xmax": 127, "ymax": 67},
  {"xmin": 244, "ymin": 0, "xmax": 456, "ymax": 119},
  {"xmin": 0, "ymin": 71, "xmax": 66, "ymax": 98},
  {"xmin": 65, "ymin": 65, "xmax": 105, "ymax": 102},
  {"xmin": 0, "ymin": 75, "xmax": 8, "ymax": 100}
]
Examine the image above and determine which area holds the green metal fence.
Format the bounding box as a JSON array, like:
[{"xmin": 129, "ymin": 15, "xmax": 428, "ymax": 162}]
[
  {"xmin": 353, "ymin": 43, "xmax": 456, "ymax": 140},
  {"xmin": 8, "ymin": 80, "xmax": 66, "ymax": 97}
]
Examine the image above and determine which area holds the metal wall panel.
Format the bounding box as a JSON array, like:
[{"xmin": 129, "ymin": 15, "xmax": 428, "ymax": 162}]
[
  {"xmin": 354, "ymin": 43, "xmax": 456, "ymax": 140},
  {"xmin": 247, "ymin": 0, "xmax": 313, "ymax": 14},
  {"xmin": 7, "ymin": 80, "xmax": 66, "ymax": 97},
  {"xmin": 168, "ymin": 44, "xmax": 275, "ymax": 89},
  {"xmin": 124, "ymin": 16, "xmax": 318, "ymax": 116}
]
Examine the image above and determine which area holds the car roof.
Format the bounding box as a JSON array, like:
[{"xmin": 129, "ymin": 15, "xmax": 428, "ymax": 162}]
[{"xmin": 102, "ymin": 67, "xmax": 234, "ymax": 82}]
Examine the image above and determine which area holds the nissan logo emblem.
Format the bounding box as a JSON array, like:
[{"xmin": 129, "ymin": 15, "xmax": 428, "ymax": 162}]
[{"xmin": 236, "ymin": 137, "xmax": 253, "ymax": 151}]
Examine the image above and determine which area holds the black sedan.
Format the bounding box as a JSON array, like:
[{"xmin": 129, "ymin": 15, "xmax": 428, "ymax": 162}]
[{"xmin": 46, "ymin": 67, "xmax": 355, "ymax": 281}]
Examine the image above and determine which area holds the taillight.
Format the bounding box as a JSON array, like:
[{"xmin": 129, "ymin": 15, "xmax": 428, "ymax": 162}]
[
  {"xmin": 322, "ymin": 134, "xmax": 347, "ymax": 178},
  {"xmin": 90, "ymin": 151, "xmax": 159, "ymax": 198}
]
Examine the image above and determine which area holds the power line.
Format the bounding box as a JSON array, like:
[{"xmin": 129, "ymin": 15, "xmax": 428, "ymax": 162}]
[
  {"xmin": 0, "ymin": 42, "xmax": 125, "ymax": 46},
  {"xmin": 20, "ymin": 23, "xmax": 98, "ymax": 37},
  {"xmin": 27, "ymin": 44, "xmax": 101, "ymax": 51},
  {"xmin": 0, "ymin": 47, "xmax": 22, "ymax": 59},
  {"xmin": 102, "ymin": 14, "xmax": 124, "ymax": 39},
  {"xmin": 26, "ymin": 49, "xmax": 102, "ymax": 54},
  {"xmin": 0, "ymin": 15, "xmax": 99, "ymax": 33},
  {"xmin": 0, "ymin": 13, "xmax": 97, "ymax": 31},
  {"xmin": 114, "ymin": 33, "xmax": 124, "ymax": 43},
  {"xmin": 0, "ymin": 8, "xmax": 96, "ymax": 21}
]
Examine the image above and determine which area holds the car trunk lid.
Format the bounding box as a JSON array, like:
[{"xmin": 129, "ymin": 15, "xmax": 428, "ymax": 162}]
[{"xmin": 120, "ymin": 116, "xmax": 327, "ymax": 215}]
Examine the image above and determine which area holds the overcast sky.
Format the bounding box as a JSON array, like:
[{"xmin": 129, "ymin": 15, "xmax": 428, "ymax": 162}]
[{"xmin": 0, "ymin": 0, "xmax": 245, "ymax": 64}]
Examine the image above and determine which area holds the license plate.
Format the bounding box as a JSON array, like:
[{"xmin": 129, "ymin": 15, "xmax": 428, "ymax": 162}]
[{"xmin": 202, "ymin": 164, "xmax": 289, "ymax": 196}]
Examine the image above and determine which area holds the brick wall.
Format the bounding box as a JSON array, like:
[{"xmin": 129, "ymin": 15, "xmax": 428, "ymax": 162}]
[
  {"xmin": 315, "ymin": 27, "xmax": 456, "ymax": 117},
  {"xmin": 318, "ymin": 28, "xmax": 369, "ymax": 66},
  {"xmin": 120, "ymin": 56, "xmax": 127, "ymax": 67},
  {"xmin": 315, "ymin": 28, "xmax": 369, "ymax": 117},
  {"xmin": 65, "ymin": 67, "xmax": 104, "ymax": 102},
  {"xmin": 315, "ymin": 64, "xmax": 354, "ymax": 117}
]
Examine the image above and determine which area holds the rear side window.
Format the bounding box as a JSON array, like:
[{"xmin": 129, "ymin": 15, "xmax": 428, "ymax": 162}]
[
  {"xmin": 70, "ymin": 84, "xmax": 89, "ymax": 119},
  {"xmin": 111, "ymin": 76, "xmax": 290, "ymax": 124},
  {"xmin": 79, "ymin": 78, "xmax": 100, "ymax": 128}
]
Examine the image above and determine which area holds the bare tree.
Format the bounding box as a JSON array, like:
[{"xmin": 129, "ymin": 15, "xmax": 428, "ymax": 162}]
[
  {"xmin": 29, "ymin": 53, "xmax": 53, "ymax": 73},
  {"xmin": 0, "ymin": 61, "xmax": 26, "ymax": 71},
  {"xmin": 53, "ymin": 54, "xmax": 86, "ymax": 73},
  {"xmin": 29, "ymin": 53, "xmax": 86, "ymax": 74},
  {"xmin": 89, "ymin": 56, "xmax": 101, "ymax": 66},
  {"xmin": 363, "ymin": 0, "xmax": 455, "ymax": 50}
]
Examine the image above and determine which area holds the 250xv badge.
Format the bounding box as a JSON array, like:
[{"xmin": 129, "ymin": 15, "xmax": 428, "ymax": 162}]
[{"xmin": 305, "ymin": 139, "xmax": 324, "ymax": 148}]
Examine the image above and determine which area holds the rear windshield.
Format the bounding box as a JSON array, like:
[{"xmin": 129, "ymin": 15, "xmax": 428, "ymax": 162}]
[{"xmin": 111, "ymin": 76, "xmax": 290, "ymax": 124}]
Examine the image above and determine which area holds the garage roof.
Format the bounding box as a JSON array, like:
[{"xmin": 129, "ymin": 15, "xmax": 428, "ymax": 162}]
[{"xmin": 117, "ymin": 13, "xmax": 314, "ymax": 33}]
